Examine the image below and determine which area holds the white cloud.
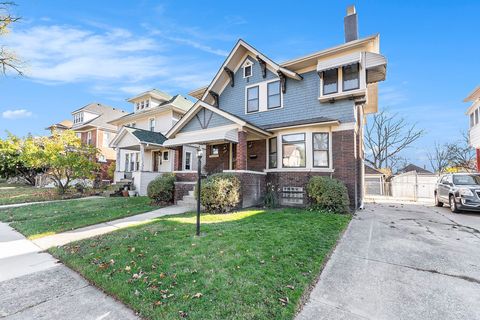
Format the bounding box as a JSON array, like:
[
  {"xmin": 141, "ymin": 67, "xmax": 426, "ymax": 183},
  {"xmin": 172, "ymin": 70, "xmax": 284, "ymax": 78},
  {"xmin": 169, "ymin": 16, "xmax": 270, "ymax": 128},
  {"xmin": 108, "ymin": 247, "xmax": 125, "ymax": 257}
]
[{"xmin": 2, "ymin": 109, "xmax": 33, "ymax": 119}]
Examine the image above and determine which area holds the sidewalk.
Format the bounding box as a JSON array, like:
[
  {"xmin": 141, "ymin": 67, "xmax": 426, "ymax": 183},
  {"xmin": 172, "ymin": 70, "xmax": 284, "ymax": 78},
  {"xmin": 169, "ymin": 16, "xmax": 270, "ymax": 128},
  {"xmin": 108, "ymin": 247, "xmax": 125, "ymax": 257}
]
[
  {"xmin": 0, "ymin": 222, "xmax": 138, "ymax": 319},
  {"xmin": 32, "ymin": 205, "xmax": 192, "ymax": 250}
]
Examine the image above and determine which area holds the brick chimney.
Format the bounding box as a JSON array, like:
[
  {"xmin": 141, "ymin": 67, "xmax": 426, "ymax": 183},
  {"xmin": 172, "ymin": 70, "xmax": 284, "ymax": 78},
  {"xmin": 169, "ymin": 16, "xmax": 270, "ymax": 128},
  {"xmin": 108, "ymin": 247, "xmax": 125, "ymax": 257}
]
[{"xmin": 344, "ymin": 5, "xmax": 359, "ymax": 42}]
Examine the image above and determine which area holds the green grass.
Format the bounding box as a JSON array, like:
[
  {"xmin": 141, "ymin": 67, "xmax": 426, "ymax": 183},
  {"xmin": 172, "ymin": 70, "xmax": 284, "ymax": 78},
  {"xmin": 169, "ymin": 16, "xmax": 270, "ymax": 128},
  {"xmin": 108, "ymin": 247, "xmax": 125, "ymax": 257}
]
[
  {"xmin": 50, "ymin": 209, "xmax": 351, "ymax": 320},
  {"xmin": 0, "ymin": 182, "xmax": 65, "ymax": 205},
  {"xmin": 0, "ymin": 197, "xmax": 157, "ymax": 238}
]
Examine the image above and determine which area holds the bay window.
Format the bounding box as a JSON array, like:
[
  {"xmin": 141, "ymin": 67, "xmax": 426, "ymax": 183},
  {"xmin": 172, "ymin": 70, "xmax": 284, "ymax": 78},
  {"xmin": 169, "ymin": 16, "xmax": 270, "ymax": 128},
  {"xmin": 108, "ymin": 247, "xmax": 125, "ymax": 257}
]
[
  {"xmin": 342, "ymin": 63, "xmax": 359, "ymax": 91},
  {"xmin": 247, "ymin": 86, "xmax": 259, "ymax": 113},
  {"xmin": 313, "ymin": 133, "xmax": 329, "ymax": 167},
  {"xmin": 322, "ymin": 69, "xmax": 338, "ymax": 95},
  {"xmin": 282, "ymin": 133, "xmax": 305, "ymax": 168},
  {"xmin": 267, "ymin": 81, "xmax": 281, "ymax": 109},
  {"xmin": 268, "ymin": 137, "xmax": 277, "ymax": 168}
]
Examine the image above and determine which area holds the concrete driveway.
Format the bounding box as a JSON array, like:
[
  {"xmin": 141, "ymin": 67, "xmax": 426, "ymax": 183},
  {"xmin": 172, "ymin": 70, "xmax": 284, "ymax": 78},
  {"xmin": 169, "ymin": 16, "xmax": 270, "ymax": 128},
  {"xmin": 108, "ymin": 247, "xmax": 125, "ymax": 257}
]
[{"xmin": 296, "ymin": 202, "xmax": 480, "ymax": 320}]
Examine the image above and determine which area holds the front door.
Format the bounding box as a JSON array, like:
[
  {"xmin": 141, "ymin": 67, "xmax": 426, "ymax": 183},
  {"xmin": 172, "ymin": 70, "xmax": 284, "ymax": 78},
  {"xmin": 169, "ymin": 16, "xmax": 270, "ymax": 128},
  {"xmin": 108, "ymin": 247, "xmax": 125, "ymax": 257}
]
[
  {"xmin": 159, "ymin": 150, "xmax": 170, "ymax": 172},
  {"xmin": 153, "ymin": 151, "xmax": 160, "ymax": 172}
]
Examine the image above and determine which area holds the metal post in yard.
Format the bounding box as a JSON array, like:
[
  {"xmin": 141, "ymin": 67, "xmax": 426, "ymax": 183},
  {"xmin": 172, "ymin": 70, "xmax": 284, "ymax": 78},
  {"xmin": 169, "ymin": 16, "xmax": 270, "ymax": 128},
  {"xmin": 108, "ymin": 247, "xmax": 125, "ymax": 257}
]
[{"xmin": 196, "ymin": 147, "xmax": 203, "ymax": 236}]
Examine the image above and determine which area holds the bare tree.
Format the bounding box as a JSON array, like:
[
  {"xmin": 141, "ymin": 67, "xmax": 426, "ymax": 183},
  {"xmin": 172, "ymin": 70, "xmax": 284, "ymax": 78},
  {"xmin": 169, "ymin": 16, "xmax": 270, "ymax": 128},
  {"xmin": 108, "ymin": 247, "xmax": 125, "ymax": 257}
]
[
  {"xmin": 0, "ymin": 2, "xmax": 23, "ymax": 75},
  {"xmin": 447, "ymin": 131, "xmax": 476, "ymax": 172},
  {"xmin": 427, "ymin": 142, "xmax": 450, "ymax": 174},
  {"xmin": 365, "ymin": 109, "xmax": 425, "ymax": 169}
]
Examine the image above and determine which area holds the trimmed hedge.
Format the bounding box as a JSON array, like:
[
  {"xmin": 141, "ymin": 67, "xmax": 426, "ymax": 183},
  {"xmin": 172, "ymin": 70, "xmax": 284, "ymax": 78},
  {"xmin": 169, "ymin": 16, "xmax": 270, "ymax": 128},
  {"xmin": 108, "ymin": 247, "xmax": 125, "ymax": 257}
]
[
  {"xmin": 307, "ymin": 176, "xmax": 350, "ymax": 214},
  {"xmin": 147, "ymin": 173, "xmax": 175, "ymax": 205},
  {"xmin": 196, "ymin": 173, "xmax": 240, "ymax": 213}
]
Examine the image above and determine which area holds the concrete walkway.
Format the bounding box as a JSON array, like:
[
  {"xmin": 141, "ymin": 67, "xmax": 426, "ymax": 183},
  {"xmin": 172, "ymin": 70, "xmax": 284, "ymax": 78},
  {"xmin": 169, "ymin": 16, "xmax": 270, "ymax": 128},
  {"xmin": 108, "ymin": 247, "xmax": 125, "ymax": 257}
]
[
  {"xmin": 33, "ymin": 205, "xmax": 192, "ymax": 250},
  {"xmin": 0, "ymin": 222, "xmax": 139, "ymax": 319},
  {"xmin": 0, "ymin": 204, "xmax": 192, "ymax": 319},
  {"xmin": 296, "ymin": 203, "xmax": 480, "ymax": 320}
]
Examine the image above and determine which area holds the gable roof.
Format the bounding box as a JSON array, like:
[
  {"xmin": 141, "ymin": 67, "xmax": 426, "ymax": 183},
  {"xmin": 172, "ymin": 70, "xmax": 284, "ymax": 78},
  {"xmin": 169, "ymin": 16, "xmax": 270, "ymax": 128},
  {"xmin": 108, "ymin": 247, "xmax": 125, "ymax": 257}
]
[
  {"xmin": 397, "ymin": 164, "xmax": 433, "ymax": 175},
  {"xmin": 71, "ymin": 103, "xmax": 127, "ymax": 131},
  {"xmin": 110, "ymin": 126, "xmax": 167, "ymax": 147},
  {"xmin": 464, "ymin": 86, "xmax": 480, "ymax": 102},
  {"xmin": 109, "ymin": 94, "xmax": 194, "ymax": 126},
  {"xmin": 166, "ymin": 100, "xmax": 271, "ymax": 138},
  {"xmin": 189, "ymin": 35, "xmax": 380, "ymax": 100},
  {"xmin": 365, "ymin": 164, "xmax": 384, "ymax": 175},
  {"xmin": 196, "ymin": 39, "xmax": 302, "ymax": 103},
  {"xmin": 127, "ymin": 89, "xmax": 172, "ymax": 102},
  {"xmin": 46, "ymin": 119, "xmax": 73, "ymax": 131}
]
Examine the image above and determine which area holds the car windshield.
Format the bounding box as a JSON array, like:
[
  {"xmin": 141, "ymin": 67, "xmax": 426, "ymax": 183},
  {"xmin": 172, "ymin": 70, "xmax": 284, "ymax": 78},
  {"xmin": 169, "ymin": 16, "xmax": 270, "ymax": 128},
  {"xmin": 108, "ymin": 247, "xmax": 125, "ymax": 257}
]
[{"xmin": 453, "ymin": 175, "xmax": 480, "ymax": 185}]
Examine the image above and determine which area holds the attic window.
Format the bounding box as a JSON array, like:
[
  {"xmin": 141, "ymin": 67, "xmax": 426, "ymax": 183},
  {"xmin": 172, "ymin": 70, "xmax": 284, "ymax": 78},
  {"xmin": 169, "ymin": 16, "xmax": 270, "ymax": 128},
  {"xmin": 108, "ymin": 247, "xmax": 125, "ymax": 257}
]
[{"xmin": 243, "ymin": 61, "xmax": 253, "ymax": 78}]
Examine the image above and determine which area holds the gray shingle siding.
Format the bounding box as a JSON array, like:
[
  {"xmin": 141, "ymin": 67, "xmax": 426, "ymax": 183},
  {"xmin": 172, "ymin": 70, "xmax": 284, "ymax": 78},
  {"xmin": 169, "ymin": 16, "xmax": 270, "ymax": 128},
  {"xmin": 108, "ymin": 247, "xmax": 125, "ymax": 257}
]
[
  {"xmin": 218, "ymin": 58, "xmax": 355, "ymax": 127},
  {"xmin": 179, "ymin": 108, "xmax": 234, "ymax": 133}
]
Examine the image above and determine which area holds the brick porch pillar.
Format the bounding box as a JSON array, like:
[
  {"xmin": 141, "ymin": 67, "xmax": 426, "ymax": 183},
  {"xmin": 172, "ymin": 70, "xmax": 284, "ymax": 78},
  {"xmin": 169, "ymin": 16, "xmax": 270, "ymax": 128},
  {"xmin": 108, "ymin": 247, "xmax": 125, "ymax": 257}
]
[
  {"xmin": 476, "ymin": 149, "xmax": 480, "ymax": 172},
  {"xmin": 174, "ymin": 146, "xmax": 183, "ymax": 171},
  {"xmin": 237, "ymin": 131, "xmax": 247, "ymax": 170}
]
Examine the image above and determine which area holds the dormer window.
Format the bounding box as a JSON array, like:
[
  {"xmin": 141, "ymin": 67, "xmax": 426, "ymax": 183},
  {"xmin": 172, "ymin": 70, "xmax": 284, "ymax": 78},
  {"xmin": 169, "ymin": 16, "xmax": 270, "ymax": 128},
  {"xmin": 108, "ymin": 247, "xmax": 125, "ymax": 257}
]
[
  {"xmin": 145, "ymin": 100, "xmax": 149, "ymax": 108},
  {"xmin": 136, "ymin": 102, "xmax": 140, "ymax": 110},
  {"xmin": 243, "ymin": 60, "xmax": 253, "ymax": 78},
  {"xmin": 73, "ymin": 112, "xmax": 84, "ymax": 124},
  {"xmin": 141, "ymin": 101, "xmax": 145, "ymax": 109}
]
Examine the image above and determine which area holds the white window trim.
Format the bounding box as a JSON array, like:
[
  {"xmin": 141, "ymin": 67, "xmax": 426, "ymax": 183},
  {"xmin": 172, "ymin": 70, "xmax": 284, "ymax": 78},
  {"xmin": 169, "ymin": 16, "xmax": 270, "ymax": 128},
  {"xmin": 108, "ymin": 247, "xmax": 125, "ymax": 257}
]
[
  {"xmin": 266, "ymin": 129, "xmax": 333, "ymax": 171},
  {"xmin": 149, "ymin": 117, "xmax": 156, "ymax": 131},
  {"xmin": 163, "ymin": 150, "xmax": 169, "ymax": 161},
  {"xmin": 184, "ymin": 151, "xmax": 193, "ymax": 171},
  {"xmin": 244, "ymin": 78, "xmax": 284, "ymax": 114},
  {"xmin": 242, "ymin": 60, "xmax": 253, "ymax": 78},
  {"xmin": 318, "ymin": 61, "xmax": 366, "ymax": 102}
]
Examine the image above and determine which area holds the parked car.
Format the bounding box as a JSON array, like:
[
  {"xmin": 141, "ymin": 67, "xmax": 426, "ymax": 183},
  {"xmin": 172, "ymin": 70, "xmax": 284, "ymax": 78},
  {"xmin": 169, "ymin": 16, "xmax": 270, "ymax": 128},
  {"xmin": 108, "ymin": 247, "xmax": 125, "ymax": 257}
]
[{"xmin": 434, "ymin": 173, "xmax": 480, "ymax": 213}]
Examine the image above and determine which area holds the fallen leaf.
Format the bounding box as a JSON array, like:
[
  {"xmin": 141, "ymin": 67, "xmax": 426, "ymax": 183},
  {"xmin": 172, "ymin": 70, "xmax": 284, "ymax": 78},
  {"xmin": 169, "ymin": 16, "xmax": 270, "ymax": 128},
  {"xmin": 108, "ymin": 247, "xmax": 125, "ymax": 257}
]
[
  {"xmin": 193, "ymin": 292, "xmax": 203, "ymax": 299},
  {"xmin": 125, "ymin": 266, "xmax": 131, "ymax": 271},
  {"xmin": 160, "ymin": 272, "xmax": 166, "ymax": 278},
  {"xmin": 179, "ymin": 311, "xmax": 188, "ymax": 318},
  {"xmin": 154, "ymin": 301, "xmax": 162, "ymax": 306},
  {"xmin": 286, "ymin": 285, "xmax": 295, "ymax": 290}
]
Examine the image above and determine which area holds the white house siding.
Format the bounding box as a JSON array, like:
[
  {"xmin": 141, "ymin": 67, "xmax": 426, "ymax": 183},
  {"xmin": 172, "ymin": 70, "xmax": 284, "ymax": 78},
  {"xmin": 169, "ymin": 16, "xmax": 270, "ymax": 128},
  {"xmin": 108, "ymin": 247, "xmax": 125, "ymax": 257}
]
[{"xmin": 470, "ymin": 124, "xmax": 480, "ymax": 149}]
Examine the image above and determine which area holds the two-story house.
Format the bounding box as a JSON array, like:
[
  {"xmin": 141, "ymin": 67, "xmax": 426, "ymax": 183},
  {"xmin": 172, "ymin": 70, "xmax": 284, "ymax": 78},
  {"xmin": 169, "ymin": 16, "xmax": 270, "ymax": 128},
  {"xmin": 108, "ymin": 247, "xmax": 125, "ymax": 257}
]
[
  {"xmin": 71, "ymin": 103, "xmax": 128, "ymax": 166},
  {"xmin": 108, "ymin": 89, "xmax": 201, "ymax": 195},
  {"xmin": 45, "ymin": 120, "xmax": 73, "ymax": 135},
  {"xmin": 164, "ymin": 6, "xmax": 387, "ymax": 209},
  {"xmin": 464, "ymin": 85, "xmax": 480, "ymax": 170}
]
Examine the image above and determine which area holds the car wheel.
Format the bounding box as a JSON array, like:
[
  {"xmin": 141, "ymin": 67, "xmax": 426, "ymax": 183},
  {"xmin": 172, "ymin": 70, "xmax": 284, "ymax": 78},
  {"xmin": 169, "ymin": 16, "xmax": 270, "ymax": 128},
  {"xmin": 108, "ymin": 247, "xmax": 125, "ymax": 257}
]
[
  {"xmin": 435, "ymin": 193, "xmax": 443, "ymax": 207},
  {"xmin": 449, "ymin": 195, "xmax": 460, "ymax": 213}
]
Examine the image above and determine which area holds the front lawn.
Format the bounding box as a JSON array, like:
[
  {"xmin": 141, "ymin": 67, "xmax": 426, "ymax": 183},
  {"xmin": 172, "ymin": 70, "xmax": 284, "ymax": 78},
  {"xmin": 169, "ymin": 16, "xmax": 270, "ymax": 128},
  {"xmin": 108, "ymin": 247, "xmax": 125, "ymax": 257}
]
[
  {"xmin": 51, "ymin": 209, "xmax": 350, "ymax": 319},
  {"xmin": 0, "ymin": 197, "xmax": 157, "ymax": 238},
  {"xmin": 0, "ymin": 182, "xmax": 64, "ymax": 205}
]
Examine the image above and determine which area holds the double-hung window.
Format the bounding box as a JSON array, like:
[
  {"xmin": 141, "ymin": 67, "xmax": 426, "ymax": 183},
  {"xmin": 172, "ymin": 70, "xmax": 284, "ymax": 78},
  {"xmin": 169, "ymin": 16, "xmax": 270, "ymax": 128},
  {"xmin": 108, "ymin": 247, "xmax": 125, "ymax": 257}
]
[
  {"xmin": 149, "ymin": 118, "xmax": 155, "ymax": 131},
  {"xmin": 342, "ymin": 63, "xmax": 359, "ymax": 91},
  {"xmin": 185, "ymin": 152, "xmax": 192, "ymax": 170},
  {"xmin": 267, "ymin": 81, "xmax": 281, "ymax": 109},
  {"xmin": 247, "ymin": 86, "xmax": 259, "ymax": 113},
  {"xmin": 103, "ymin": 132, "xmax": 110, "ymax": 147},
  {"xmin": 163, "ymin": 151, "xmax": 169, "ymax": 161},
  {"xmin": 313, "ymin": 133, "xmax": 329, "ymax": 167},
  {"xmin": 268, "ymin": 137, "xmax": 277, "ymax": 168},
  {"xmin": 282, "ymin": 133, "xmax": 306, "ymax": 167},
  {"xmin": 87, "ymin": 131, "xmax": 92, "ymax": 145},
  {"xmin": 476, "ymin": 109, "xmax": 479, "ymax": 125},
  {"xmin": 471, "ymin": 113, "xmax": 475, "ymax": 128},
  {"xmin": 322, "ymin": 69, "xmax": 338, "ymax": 95}
]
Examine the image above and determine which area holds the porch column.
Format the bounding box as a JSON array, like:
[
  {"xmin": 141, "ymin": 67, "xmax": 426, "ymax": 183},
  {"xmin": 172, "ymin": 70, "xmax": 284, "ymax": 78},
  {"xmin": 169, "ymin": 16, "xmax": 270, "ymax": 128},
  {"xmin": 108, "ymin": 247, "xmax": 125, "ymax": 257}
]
[
  {"xmin": 236, "ymin": 131, "xmax": 247, "ymax": 170},
  {"xmin": 139, "ymin": 144, "xmax": 145, "ymax": 171},
  {"xmin": 174, "ymin": 146, "xmax": 183, "ymax": 171},
  {"xmin": 477, "ymin": 149, "xmax": 480, "ymax": 172},
  {"xmin": 115, "ymin": 148, "xmax": 121, "ymax": 171}
]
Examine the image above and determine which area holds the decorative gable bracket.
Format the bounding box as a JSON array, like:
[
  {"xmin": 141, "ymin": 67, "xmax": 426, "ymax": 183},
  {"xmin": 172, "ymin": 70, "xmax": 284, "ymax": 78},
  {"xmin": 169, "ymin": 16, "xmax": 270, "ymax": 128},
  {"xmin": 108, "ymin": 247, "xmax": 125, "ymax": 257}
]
[
  {"xmin": 256, "ymin": 55, "xmax": 267, "ymax": 78},
  {"xmin": 224, "ymin": 67, "xmax": 235, "ymax": 87},
  {"xmin": 209, "ymin": 90, "xmax": 219, "ymax": 107},
  {"xmin": 277, "ymin": 71, "xmax": 287, "ymax": 94}
]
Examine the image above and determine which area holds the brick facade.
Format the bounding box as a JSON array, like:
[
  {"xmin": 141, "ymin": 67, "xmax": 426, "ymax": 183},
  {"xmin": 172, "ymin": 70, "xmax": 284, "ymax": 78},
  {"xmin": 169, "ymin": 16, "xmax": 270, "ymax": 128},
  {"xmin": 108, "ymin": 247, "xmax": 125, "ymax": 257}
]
[
  {"xmin": 229, "ymin": 171, "xmax": 266, "ymax": 208},
  {"xmin": 174, "ymin": 172, "xmax": 198, "ymax": 204},
  {"xmin": 174, "ymin": 146, "xmax": 183, "ymax": 171},
  {"xmin": 247, "ymin": 139, "xmax": 266, "ymax": 172},
  {"xmin": 236, "ymin": 131, "xmax": 247, "ymax": 170},
  {"xmin": 205, "ymin": 143, "xmax": 230, "ymax": 174}
]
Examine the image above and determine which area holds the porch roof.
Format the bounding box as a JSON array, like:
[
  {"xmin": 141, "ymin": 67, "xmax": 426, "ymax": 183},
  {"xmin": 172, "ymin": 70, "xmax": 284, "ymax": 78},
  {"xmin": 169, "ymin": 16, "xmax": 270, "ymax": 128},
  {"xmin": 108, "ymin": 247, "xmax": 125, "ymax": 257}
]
[
  {"xmin": 163, "ymin": 128, "xmax": 238, "ymax": 147},
  {"xmin": 110, "ymin": 126, "xmax": 167, "ymax": 149}
]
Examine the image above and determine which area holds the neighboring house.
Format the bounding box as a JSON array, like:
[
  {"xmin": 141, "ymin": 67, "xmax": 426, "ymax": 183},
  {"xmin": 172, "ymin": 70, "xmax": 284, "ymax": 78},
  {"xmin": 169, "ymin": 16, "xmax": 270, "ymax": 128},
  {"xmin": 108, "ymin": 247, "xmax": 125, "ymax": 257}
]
[
  {"xmin": 45, "ymin": 120, "xmax": 73, "ymax": 134},
  {"xmin": 164, "ymin": 6, "xmax": 387, "ymax": 208},
  {"xmin": 396, "ymin": 163, "xmax": 433, "ymax": 175},
  {"xmin": 108, "ymin": 89, "xmax": 199, "ymax": 195},
  {"xmin": 364, "ymin": 165, "xmax": 386, "ymax": 195},
  {"xmin": 71, "ymin": 103, "xmax": 128, "ymax": 164},
  {"xmin": 464, "ymin": 85, "xmax": 480, "ymax": 171}
]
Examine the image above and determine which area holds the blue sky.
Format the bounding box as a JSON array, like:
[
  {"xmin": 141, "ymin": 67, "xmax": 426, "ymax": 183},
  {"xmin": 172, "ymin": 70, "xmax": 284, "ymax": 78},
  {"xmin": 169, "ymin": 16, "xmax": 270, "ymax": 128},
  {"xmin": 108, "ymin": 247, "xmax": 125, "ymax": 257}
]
[{"xmin": 0, "ymin": 0, "xmax": 478, "ymax": 168}]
